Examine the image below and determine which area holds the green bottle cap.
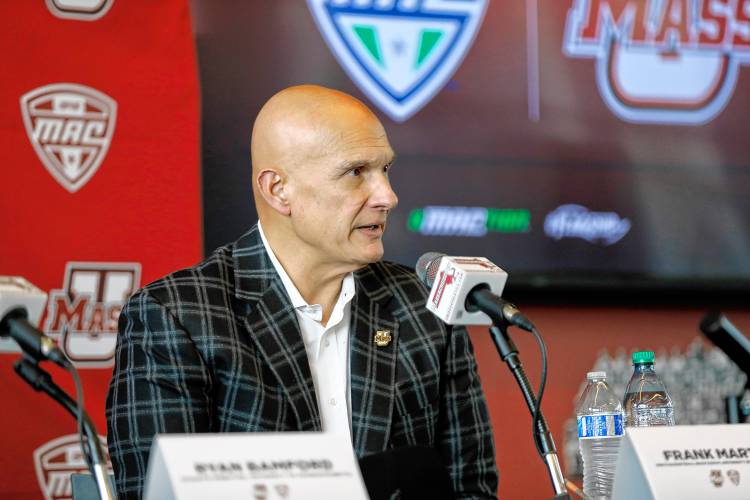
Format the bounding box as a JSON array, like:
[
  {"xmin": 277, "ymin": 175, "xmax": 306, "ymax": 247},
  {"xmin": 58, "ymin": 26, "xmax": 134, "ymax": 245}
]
[{"xmin": 632, "ymin": 350, "xmax": 655, "ymax": 364}]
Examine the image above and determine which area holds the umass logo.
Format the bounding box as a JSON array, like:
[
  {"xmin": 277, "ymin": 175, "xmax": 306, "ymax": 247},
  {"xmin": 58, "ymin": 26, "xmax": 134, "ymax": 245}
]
[
  {"xmin": 44, "ymin": 261, "xmax": 140, "ymax": 368},
  {"xmin": 564, "ymin": 0, "xmax": 750, "ymax": 125},
  {"xmin": 308, "ymin": 0, "xmax": 488, "ymax": 122}
]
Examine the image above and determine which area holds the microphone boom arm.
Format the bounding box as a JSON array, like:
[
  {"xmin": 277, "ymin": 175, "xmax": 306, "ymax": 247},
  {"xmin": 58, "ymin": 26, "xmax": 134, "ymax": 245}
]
[
  {"xmin": 13, "ymin": 358, "xmax": 114, "ymax": 500},
  {"xmin": 488, "ymin": 323, "xmax": 570, "ymax": 499}
]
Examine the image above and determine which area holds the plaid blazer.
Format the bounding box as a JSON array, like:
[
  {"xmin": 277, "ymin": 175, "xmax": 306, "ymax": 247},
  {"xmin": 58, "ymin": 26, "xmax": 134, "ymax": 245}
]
[{"xmin": 106, "ymin": 225, "xmax": 498, "ymax": 499}]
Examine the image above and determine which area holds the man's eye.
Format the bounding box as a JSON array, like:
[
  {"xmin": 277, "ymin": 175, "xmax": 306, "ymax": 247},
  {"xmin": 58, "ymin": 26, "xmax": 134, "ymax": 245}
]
[{"xmin": 350, "ymin": 167, "xmax": 362, "ymax": 176}]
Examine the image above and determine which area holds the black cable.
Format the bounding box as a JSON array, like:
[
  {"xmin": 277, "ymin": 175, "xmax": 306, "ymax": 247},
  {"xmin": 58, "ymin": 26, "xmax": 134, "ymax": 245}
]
[
  {"xmin": 66, "ymin": 360, "xmax": 94, "ymax": 471},
  {"xmin": 14, "ymin": 357, "xmax": 113, "ymax": 499},
  {"xmin": 529, "ymin": 325, "xmax": 548, "ymax": 458},
  {"xmin": 490, "ymin": 319, "xmax": 575, "ymax": 497}
]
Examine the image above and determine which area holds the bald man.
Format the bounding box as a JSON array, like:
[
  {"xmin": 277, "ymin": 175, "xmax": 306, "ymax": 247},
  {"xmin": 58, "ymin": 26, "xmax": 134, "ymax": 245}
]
[{"xmin": 106, "ymin": 86, "xmax": 498, "ymax": 499}]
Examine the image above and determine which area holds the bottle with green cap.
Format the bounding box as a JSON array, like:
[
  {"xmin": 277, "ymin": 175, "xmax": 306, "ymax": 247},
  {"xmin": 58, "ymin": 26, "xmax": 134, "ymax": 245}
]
[{"xmin": 623, "ymin": 350, "xmax": 675, "ymax": 427}]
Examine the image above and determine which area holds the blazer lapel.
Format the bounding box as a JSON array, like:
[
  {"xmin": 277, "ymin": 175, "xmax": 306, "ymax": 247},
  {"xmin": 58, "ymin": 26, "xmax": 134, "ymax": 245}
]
[
  {"xmin": 350, "ymin": 265, "xmax": 398, "ymax": 456},
  {"xmin": 233, "ymin": 226, "xmax": 321, "ymax": 431}
]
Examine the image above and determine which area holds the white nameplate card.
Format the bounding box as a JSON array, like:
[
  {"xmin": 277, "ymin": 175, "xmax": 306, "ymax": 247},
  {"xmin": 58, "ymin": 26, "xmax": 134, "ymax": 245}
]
[
  {"xmin": 144, "ymin": 432, "xmax": 369, "ymax": 500},
  {"xmin": 612, "ymin": 424, "xmax": 750, "ymax": 500}
]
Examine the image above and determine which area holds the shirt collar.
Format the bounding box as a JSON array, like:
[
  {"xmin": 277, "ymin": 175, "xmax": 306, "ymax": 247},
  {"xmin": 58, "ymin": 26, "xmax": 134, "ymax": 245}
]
[{"xmin": 257, "ymin": 221, "xmax": 355, "ymax": 314}]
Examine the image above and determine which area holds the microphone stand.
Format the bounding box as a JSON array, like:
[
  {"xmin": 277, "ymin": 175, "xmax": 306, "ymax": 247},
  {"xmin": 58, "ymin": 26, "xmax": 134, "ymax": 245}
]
[
  {"xmin": 725, "ymin": 380, "xmax": 750, "ymax": 424},
  {"xmin": 488, "ymin": 324, "xmax": 570, "ymax": 500},
  {"xmin": 13, "ymin": 357, "xmax": 115, "ymax": 500}
]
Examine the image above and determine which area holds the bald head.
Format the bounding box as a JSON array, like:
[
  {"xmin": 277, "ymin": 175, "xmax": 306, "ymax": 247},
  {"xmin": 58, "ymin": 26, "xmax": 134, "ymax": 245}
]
[
  {"xmin": 251, "ymin": 85, "xmax": 384, "ymax": 215},
  {"xmin": 249, "ymin": 84, "xmax": 397, "ymax": 279}
]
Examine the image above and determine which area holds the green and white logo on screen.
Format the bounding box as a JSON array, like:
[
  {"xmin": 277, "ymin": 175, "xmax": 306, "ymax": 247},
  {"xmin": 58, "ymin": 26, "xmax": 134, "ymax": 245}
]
[
  {"xmin": 408, "ymin": 206, "xmax": 531, "ymax": 237},
  {"xmin": 307, "ymin": 0, "xmax": 488, "ymax": 122}
]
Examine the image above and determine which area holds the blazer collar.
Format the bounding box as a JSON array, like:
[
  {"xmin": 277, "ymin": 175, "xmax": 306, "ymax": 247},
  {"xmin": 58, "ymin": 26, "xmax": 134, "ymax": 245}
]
[
  {"xmin": 232, "ymin": 225, "xmax": 395, "ymax": 306},
  {"xmin": 232, "ymin": 225, "xmax": 321, "ymax": 431},
  {"xmin": 232, "ymin": 224, "xmax": 277, "ymax": 302}
]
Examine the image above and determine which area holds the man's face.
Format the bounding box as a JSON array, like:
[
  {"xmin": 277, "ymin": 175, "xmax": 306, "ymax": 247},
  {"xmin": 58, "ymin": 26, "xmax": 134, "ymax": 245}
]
[{"xmin": 286, "ymin": 114, "xmax": 397, "ymax": 271}]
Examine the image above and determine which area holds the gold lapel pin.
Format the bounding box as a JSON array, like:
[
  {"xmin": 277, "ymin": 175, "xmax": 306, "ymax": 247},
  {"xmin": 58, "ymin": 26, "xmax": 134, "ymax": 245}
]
[{"xmin": 374, "ymin": 329, "xmax": 392, "ymax": 347}]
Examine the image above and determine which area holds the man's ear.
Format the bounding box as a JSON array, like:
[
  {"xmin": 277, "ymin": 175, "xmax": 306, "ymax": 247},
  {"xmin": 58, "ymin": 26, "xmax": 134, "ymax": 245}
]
[{"xmin": 256, "ymin": 169, "xmax": 291, "ymax": 216}]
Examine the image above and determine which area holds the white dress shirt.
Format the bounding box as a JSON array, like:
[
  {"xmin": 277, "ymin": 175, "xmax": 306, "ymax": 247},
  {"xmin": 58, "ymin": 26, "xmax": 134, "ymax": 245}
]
[{"xmin": 258, "ymin": 222, "xmax": 354, "ymax": 440}]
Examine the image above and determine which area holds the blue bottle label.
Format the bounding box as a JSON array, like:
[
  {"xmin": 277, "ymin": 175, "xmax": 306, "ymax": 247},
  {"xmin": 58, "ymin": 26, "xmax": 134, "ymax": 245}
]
[{"xmin": 577, "ymin": 414, "xmax": 624, "ymax": 439}]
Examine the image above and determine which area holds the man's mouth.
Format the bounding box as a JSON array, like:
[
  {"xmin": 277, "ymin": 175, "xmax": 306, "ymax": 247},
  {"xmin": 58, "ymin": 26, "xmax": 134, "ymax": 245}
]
[{"xmin": 356, "ymin": 223, "xmax": 385, "ymax": 234}]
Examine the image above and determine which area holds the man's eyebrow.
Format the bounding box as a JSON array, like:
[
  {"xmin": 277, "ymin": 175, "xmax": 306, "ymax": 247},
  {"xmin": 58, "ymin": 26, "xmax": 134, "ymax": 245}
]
[
  {"xmin": 336, "ymin": 159, "xmax": 362, "ymax": 172},
  {"xmin": 334, "ymin": 153, "xmax": 396, "ymax": 175}
]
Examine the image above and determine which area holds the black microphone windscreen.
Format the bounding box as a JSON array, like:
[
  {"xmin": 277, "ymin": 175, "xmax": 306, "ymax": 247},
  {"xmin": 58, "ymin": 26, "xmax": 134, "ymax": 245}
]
[
  {"xmin": 0, "ymin": 307, "xmax": 27, "ymax": 337},
  {"xmin": 415, "ymin": 252, "xmax": 445, "ymax": 288},
  {"xmin": 700, "ymin": 311, "xmax": 750, "ymax": 375}
]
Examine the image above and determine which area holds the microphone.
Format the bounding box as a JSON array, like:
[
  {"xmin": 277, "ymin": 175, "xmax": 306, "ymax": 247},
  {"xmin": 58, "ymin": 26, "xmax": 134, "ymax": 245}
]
[
  {"xmin": 700, "ymin": 311, "xmax": 750, "ymax": 376},
  {"xmin": 416, "ymin": 252, "xmax": 534, "ymax": 332},
  {"xmin": 0, "ymin": 276, "xmax": 70, "ymax": 368},
  {"xmin": 418, "ymin": 255, "xmax": 569, "ymax": 496},
  {"xmin": 3, "ymin": 277, "xmax": 113, "ymax": 499}
]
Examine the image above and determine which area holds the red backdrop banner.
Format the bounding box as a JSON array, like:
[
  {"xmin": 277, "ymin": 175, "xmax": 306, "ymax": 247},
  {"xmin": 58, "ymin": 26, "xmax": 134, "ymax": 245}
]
[{"xmin": 0, "ymin": 1, "xmax": 201, "ymax": 498}]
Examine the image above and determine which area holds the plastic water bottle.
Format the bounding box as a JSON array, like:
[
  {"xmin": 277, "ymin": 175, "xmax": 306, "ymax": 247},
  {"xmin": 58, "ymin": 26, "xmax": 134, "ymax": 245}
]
[
  {"xmin": 623, "ymin": 350, "xmax": 675, "ymax": 426},
  {"xmin": 575, "ymin": 371, "xmax": 624, "ymax": 500}
]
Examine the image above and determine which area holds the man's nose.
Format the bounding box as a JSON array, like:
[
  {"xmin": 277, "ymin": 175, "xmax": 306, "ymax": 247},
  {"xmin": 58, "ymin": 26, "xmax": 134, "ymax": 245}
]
[{"xmin": 370, "ymin": 172, "xmax": 398, "ymax": 211}]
